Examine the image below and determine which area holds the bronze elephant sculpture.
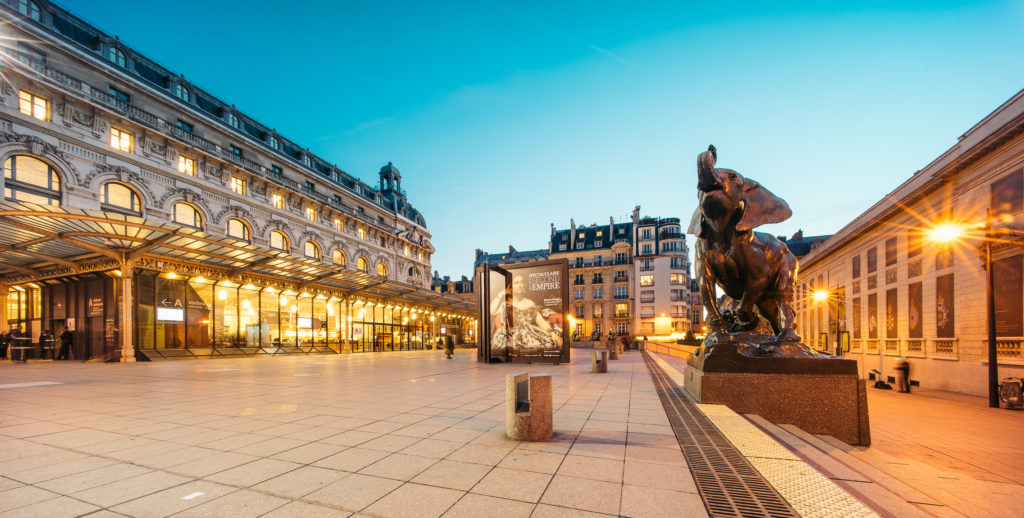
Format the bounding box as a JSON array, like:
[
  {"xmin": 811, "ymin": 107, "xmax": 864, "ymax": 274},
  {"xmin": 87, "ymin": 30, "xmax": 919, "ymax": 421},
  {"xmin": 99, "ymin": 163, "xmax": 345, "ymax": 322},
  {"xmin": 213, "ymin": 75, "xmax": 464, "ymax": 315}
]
[{"xmin": 688, "ymin": 145, "xmax": 801, "ymax": 343}]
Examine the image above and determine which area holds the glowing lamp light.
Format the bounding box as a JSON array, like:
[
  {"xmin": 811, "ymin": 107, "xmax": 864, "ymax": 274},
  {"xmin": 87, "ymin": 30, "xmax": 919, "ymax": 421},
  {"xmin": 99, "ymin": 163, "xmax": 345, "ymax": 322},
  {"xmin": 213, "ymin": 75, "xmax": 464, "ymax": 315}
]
[
  {"xmin": 813, "ymin": 290, "xmax": 830, "ymax": 303},
  {"xmin": 165, "ymin": 272, "xmax": 178, "ymax": 279},
  {"xmin": 929, "ymin": 224, "xmax": 964, "ymax": 243}
]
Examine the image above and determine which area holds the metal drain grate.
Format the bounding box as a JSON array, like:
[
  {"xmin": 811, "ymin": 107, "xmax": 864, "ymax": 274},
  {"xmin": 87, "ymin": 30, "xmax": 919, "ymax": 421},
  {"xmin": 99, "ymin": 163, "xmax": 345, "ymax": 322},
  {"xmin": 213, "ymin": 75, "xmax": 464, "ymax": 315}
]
[{"xmin": 642, "ymin": 352, "xmax": 798, "ymax": 518}]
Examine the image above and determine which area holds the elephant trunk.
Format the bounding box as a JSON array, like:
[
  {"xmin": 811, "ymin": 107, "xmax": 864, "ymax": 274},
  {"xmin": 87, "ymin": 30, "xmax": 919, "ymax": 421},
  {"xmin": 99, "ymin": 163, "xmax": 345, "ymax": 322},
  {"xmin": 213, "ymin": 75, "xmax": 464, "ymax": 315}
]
[{"xmin": 697, "ymin": 144, "xmax": 720, "ymax": 192}]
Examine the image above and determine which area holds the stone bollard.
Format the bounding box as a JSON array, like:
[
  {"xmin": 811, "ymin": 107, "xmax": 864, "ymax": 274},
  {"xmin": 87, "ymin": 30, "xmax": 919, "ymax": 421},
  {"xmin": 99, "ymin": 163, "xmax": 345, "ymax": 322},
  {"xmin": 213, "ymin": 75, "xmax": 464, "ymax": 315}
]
[
  {"xmin": 609, "ymin": 345, "xmax": 619, "ymax": 360},
  {"xmin": 591, "ymin": 350, "xmax": 608, "ymax": 373},
  {"xmin": 506, "ymin": 372, "xmax": 553, "ymax": 441}
]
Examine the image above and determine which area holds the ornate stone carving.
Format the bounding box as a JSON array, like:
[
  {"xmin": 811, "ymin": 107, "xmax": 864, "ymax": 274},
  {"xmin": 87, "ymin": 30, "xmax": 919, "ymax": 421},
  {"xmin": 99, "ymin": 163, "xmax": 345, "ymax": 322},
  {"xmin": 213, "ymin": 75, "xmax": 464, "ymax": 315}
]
[
  {"xmin": 250, "ymin": 181, "xmax": 267, "ymax": 196},
  {"xmin": 157, "ymin": 187, "xmax": 211, "ymax": 214},
  {"xmin": 213, "ymin": 205, "xmax": 256, "ymax": 225},
  {"xmin": 0, "ymin": 130, "xmax": 80, "ymax": 184},
  {"xmin": 260, "ymin": 219, "xmax": 292, "ymax": 238},
  {"xmin": 80, "ymin": 165, "xmax": 132, "ymax": 187},
  {"xmin": 0, "ymin": 82, "xmax": 13, "ymax": 103},
  {"xmin": 201, "ymin": 160, "xmax": 223, "ymax": 181},
  {"xmin": 91, "ymin": 116, "xmax": 107, "ymax": 138}
]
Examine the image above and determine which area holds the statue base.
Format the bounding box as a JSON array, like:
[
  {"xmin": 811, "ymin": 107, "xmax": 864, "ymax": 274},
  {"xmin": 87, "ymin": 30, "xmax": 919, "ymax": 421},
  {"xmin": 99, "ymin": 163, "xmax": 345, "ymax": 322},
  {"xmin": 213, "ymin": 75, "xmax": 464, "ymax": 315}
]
[{"xmin": 683, "ymin": 332, "xmax": 870, "ymax": 446}]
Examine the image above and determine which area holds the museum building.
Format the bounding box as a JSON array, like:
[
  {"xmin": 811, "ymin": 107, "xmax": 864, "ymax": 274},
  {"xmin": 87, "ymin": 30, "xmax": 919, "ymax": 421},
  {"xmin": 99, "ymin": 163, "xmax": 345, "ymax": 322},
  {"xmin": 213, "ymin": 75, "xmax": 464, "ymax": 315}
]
[
  {"xmin": 796, "ymin": 88, "xmax": 1024, "ymax": 396},
  {"xmin": 0, "ymin": 1, "xmax": 476, "ymax": 361}
]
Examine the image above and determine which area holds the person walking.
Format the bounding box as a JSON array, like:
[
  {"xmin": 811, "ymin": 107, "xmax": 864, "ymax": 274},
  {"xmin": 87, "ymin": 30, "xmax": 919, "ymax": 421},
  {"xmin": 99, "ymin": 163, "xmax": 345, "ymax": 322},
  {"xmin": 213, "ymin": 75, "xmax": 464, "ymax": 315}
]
[
  {"xmin": 0, "ymin": 330, "xmax": 7, "ymax": 360},
  {"xmin": 57, "ymin": 328, "xmax": 73, "ymax": 361},
  {"xmin": 10, "ymin": 327, "xmax": 26, "ymax": 363}
]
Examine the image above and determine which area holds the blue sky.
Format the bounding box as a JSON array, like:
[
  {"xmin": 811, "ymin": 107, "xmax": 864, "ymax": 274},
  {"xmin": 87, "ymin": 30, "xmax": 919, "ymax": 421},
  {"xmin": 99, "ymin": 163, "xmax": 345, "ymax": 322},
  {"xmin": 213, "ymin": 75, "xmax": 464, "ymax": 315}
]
[{"xmin": 62, "ymin": 0, "xmax": 1024, "ymax": 278}]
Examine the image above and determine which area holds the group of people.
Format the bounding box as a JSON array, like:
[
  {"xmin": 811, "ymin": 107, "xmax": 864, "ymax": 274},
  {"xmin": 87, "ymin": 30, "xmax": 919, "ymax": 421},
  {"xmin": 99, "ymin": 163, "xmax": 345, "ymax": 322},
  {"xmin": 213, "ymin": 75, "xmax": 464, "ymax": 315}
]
[{"xmin": 0, "ymin": 327, "xmax": 73, "ymax": 362}]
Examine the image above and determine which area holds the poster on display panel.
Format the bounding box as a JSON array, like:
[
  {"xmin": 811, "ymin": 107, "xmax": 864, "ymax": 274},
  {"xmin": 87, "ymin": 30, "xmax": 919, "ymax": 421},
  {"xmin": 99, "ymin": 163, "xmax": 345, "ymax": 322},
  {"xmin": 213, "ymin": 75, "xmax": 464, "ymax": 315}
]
[{"xmin": 477, "ymin": 259, "xmax": 569, "ymax": 364}]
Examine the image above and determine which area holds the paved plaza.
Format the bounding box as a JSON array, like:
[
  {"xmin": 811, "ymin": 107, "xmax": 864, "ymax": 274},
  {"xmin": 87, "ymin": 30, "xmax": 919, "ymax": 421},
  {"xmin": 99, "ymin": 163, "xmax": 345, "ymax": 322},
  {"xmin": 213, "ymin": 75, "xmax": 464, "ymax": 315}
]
[{"xmin": 0, "ymin": 349, "xmax": 704, "ymax": 517}]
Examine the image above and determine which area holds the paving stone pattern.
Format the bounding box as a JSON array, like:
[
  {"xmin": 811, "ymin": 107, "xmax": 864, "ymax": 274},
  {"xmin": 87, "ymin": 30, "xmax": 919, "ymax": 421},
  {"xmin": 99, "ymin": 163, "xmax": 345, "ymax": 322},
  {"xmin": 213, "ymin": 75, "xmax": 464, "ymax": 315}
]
[{"xmin": 0, "ymin": 349, "xmax": 705, "ymax": 517}]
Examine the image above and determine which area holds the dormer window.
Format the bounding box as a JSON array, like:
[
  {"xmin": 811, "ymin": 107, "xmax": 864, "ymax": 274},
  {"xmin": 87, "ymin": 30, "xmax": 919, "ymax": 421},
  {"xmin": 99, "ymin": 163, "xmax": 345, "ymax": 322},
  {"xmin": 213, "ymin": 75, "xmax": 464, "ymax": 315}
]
[
  {"xmin": 225, "ymin": 112, "xmax": 239, "ymax": 129},
  {"xmin": 107, "ymin": 47, "xmax": 126, "ymax": 68},
  {"xmin": 302, "ymin": 154, "xmax": 313, "ymax": 168},
  {"xmin": 267, "ymin": 135, "xmax": 280, "ymax": 150},
  {"xmin": 174, "ymin": 84, "xmax": 190, "ymax": 103},
  {"xmin": 19, "ymin": 0, "xmax": 41, "ymax": 21}
]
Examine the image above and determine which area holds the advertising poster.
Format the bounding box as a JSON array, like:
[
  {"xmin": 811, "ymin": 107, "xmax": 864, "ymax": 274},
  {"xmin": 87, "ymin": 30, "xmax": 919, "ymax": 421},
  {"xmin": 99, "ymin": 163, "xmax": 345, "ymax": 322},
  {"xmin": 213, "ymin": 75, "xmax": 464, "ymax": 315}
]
[
  {"xmin": 505, "ymin": 260, "xmax": 570, "ymax": 364},
  {"xmin": 936, "ymin": 274, "xmax": 955, "ymax": 338},
  {"xmin": 885, "ymin": 289, "xmax": 898, "ymax": 339},
  {"xmin": 994, "ymin": 255, "xmax": 1023, "ymax": 336},
  {"xmin": 868, "ymin": 293, "xmax": 878, "ymax": 339},
  {"xmin": 477, "ymin": 264, "xmax": 512, "ymax": 363},
  {"xmin": 908, "ymin": 282, "xmax": 922, "ymax": 339}
]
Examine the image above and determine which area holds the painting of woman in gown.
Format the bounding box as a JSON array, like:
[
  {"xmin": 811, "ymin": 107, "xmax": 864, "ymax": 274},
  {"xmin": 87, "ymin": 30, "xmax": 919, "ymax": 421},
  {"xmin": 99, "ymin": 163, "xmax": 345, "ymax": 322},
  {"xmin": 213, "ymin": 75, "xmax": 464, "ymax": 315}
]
[{"xmin": 510, "ymin": 273, "xmax": 563, "ymax": 353}]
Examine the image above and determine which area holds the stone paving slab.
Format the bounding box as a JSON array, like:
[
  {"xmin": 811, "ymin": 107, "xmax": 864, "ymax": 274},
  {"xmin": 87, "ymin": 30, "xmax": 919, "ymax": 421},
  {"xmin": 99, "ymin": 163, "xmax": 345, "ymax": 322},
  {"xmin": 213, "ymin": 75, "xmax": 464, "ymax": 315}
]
[{"xmin": 0, "ymin": 349, "xmax": 702, "ymax": 517}]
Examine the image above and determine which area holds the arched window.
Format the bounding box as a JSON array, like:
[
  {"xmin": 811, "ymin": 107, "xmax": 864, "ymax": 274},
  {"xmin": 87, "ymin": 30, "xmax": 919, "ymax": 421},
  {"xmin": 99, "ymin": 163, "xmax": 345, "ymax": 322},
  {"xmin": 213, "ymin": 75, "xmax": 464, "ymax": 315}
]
[
  {"xmin": 225, "ymin": 112, "xmax": 239, "ymax": 128},
  {"xmin": 356, "ymin": 257, "xmax": 368, "ymax": 273},
  {"xmin": 172, "ymin": 202, "xmax": 201, "ymax": 228},
  {"xmin": 376, "ymin": 262, "xmax": 388, "ymax": 277},
  {"xmin": 270, "ymin": 230, "xmax": 289, "ymax": 251},
  {"xmin": 3, "ymin": 155, "xmax": 60, "ymax": 205},
  {"xmin": 107, "ymin": 47, "xmax": 125, "ymax": 68},
  {"xmin": 304, "ymin": 241, "xmax": 321, "ymax": 260},
  {"xmin": 19, "ymin": 0, "xmax": 40, "ymax": 22},
  {"xmin": 226, "ymin": 218, "xmax": 250, "ymax": 241},
  {"xmin": 175, "ymin": 84, "xmax": 190, "ymax": 103},
  {"xmin": 333, "ymin": 249, "xmax": 347, "ymax": 266},
  {"xmin": 101, "ymin": 182, "xmax": 141, "ymax": 215}
]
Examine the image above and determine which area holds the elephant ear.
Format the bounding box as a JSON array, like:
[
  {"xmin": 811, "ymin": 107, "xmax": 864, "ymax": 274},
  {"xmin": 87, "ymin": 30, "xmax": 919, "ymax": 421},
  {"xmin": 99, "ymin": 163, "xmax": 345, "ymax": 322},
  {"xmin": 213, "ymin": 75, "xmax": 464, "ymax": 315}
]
[
  {"xmin": 686, "ymin": 204, "xmax": 708, "ymax": 238},
  {"xmin": 737, "ymin": 178, "xmax": 792, "ymax": 231}
]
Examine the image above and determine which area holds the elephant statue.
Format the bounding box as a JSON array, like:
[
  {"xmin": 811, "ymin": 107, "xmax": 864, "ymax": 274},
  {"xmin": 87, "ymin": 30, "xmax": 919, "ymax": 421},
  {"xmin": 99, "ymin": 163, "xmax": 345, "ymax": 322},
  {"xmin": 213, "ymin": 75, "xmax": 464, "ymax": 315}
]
[{"xmin": 688, "ymin": 145, "xmax": 801, "ymax": 344}]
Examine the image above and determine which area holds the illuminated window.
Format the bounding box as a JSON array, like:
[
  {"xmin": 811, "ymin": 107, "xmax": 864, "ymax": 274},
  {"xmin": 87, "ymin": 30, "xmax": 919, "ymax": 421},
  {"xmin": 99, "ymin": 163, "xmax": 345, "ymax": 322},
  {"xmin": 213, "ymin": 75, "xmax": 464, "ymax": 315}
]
[
  {"xmin": 670, "ymin": 273, "xmax": 686, "ymax": 285},
  {"xmin": 18, "ymin": 0, "xmax": 40, "ymax": 21},
  {"xmin": 101, "ymin": 182, "xmax": 141, "ymax": 215},
  {"xmin": 18, "ymin": 90, "xmax": 48, "ymax": 121},
  {"xmin": 376, "ymin": 262, "xmax": 388, "ymax": 277},
  {"xmin": 404, "ymin": 245, "xmax": 410, "ymax": 257},
  {"xmin": 172, "ymin": 202, "xmax": 201, "ymax": 228},
  {"xmin": 358, "ymin": 228, "xmax": 366, "ymax": 240},
  {"xmin": 271, "ymin": 192, "xmax": 284, "ymax": 210},
  {"xmin": 107, "ymin": 47, "xmax": 125, "ymax": 67},
  {"xmin": 640, "ymin": 275, "xmax": 654, "ymax": 287},
  {"xmin": 593, "ymin": 304, "xmax": 603, "ymax": 318},
  {"xmin": 356, "ymin": 257, "xmax": 369, "ymax": 272},
  {"xmin": 305, "ymin": 207, "xmax": 317, "ymax": 222},
  {"xmin": 417, "ymin": 251, "xmax": 423, "ymax": 261},
  {"xmin": 110, "ymin": 127, "xmax": 132, "ymax": 152},
  {"xmin": 178, "ymin": 155, "xmax": 195, "ymax": 176},
  {"xmin": 4, "ymin": 155, "xmax": 60, "ymax": 205},
  {"xmin": 230, "ymin": 176, "xmax": 246, "ymax": 195},
  {"xmin": 225, "ymin": 112, "xmax": 239, "ymax": 128},
  {"xmin": 304, "ymin": 241, "xmax": 321, "ymax": 259},
  {"xmin": 226, "ymin": 218, "xmax": 250, "ymax": 241},
  {"xmin": 615, "ymin": 303, "xmax": 628, "ymax": 317},
  {"xmin": 174, "ymin": 84, "xmax": 190, "ymax": 103},
  {"xmin": 333, "ymin": 249, "xmax": 347, "ymax": 266},
  {"xmin": 333, "ymin": 218, "xmax": 344, "ymax": 232},
  {"xmin": 270, "ymin": 230, "xmax": 289, "ymax": 251}
]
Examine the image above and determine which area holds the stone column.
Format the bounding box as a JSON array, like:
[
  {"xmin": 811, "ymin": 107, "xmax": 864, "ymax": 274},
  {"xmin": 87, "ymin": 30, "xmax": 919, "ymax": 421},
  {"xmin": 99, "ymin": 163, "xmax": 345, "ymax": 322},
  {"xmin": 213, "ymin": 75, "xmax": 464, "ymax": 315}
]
[{"xmin": 119, "ymin": 262, "xmax": 135, "ymax": 362}]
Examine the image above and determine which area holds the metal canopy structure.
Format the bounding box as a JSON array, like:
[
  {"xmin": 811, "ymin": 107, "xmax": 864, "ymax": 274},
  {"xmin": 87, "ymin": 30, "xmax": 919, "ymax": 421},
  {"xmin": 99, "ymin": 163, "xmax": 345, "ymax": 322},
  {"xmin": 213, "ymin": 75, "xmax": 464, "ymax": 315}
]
[{"xmin": 0, "ymin": 201, "xmax": 476, "ymax": 315}]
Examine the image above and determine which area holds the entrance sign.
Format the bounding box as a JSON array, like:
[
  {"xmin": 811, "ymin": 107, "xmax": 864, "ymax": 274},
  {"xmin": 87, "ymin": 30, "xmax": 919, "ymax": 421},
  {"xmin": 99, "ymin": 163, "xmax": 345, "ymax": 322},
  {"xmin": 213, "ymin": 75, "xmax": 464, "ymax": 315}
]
[
  {"xmin": 156, "ymin": 307, "xmax": 184, "ymax": 321},
  {"xmin": 477, "ymin": 259, "xmax": 569, "ymax": 364}
]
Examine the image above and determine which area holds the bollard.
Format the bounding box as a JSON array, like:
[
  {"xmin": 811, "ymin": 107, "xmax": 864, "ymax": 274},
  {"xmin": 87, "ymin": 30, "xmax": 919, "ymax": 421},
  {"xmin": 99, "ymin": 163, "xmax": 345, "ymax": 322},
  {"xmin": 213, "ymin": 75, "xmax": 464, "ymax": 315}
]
[
  {"xmin": 591, "ymin": 350, "xmax": 608, "ymax": 373},
  {"xmin": 609, "ymin": 344, "xmax": 619, "ymax": 360},
  {"xmin": 506, "ymin": 372, "xmax": 553, "ymax": 441}
]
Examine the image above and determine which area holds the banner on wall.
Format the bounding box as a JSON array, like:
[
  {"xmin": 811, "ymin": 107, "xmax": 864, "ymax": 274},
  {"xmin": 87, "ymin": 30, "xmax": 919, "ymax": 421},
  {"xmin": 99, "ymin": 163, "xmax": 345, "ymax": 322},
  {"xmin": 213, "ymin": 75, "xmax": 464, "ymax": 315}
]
[
  {"xmin": 867, "ymin": 293, "xmax": 878, "ymax": 339},
  {"xmin": 994, "ymin": 255, "xmax": 1023, "ymax": 336},
  {"xmin": 885, "ymin": 289, "xmax": 898, "ymax": 339},
  {"xmin": 936, "ymin": 274, "xmax": 955, "ymax": 338},
  {"xmin": 477, "ymin": 259, "xmax": 569, "ymax": 364},
  {"xmin": 908, "ymin": 282, "xmax": 923, "ymax": 339}
]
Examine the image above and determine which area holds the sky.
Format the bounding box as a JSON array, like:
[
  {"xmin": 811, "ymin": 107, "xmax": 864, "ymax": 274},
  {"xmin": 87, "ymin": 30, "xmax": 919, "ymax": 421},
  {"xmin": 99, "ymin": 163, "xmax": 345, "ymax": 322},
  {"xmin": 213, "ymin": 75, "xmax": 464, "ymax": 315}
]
[{"xmin": 61, "ymin": 0, "xmax": 1024, "ymax": 278}]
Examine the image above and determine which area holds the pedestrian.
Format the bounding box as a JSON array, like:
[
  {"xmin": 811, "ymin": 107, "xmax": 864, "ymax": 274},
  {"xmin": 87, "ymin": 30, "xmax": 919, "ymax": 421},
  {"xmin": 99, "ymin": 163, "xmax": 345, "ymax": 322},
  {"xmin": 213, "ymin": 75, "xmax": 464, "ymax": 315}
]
[
  {"xmin": 57, "ymin": 327, "xmax": 72, "ymax": 361},
  {"xmin": 444, "ymin": 335, "xmax": 454, "ymax": 359},
  {"xmin": 0, "ymin": 330, "xmax": 7, "ymax": 360},
  {"xmin": 39, "ymin": 329, "xmax": 54, "ymax": 359},
  {"xmin": 10, "ymin": 327, "xmax": 26, "ymax": 363}
]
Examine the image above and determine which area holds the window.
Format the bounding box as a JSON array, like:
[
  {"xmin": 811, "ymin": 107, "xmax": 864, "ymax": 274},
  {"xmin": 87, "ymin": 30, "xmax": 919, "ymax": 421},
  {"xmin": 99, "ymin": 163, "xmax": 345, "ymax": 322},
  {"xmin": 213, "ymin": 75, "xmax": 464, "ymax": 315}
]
[
  {"xmin": 640, "ymin": 275, "xmax": 654, "ymax": 286},
  {"xmin": 640, "ymin": 259, "xmax": 652, "ymax": 271},
  {"xmin": 640, "ymin": 290, "xmax": 654, "ymax": 303},
  {"xmin": 594, "ymin": 241, "xmax": 602, "ymax": 247},
  {"xmin": 593, "ymin": 287, "xmax": 603, "ymax": 299},
  {"xmin": 559, "ymin": 244, "xmax": 567, "ymax": 251},
  {"xmin": 418, "ymin": 251, "xmax": 424, "ymax": 261},
  {"xmin": 101, "ymin": 182, "xmax": 140, "ymax": 215},
  {"xmin": 575, "ymin": 306, "xmax": 584, "ymax": 318},
  {"xmin": 356, "ymin": 257, "xmax": 369, "ymax": 272},
  {"xmin": 172, "ymin": 202, "xmax": 201, "ymax": 228},
  {"xmin": 333, "ymin": 249, "xmax": 346, "ymax": 266},
  {"xmin": 228, "ymin": 145, "xmax": 242, "ymax": 159},
  {"xmin": 302, "ymin": 154, "xmax": 313, "ymax": 168},
  {"xmin": 616, "ymin": 322, "xmax": 628, "ymax": 335},
  {"xmin": 18, "ymin": 0, "xmax": 40, "ymax": 21},
  {"xmin": 107, "ymin": 47, "xmax": 125, "ymax": 67},
  {"xmin": 575, "ymin": 242, "xmax": 584, "ymax": 249},
  {"xmin": 334, "ymin": 218, "xmax": 344, "ymax": 232},
  {"xmin": 642, "ymin": 244, "xmax": 652, "ymax": 255},
  {"xmin": 615, "ymin": 303, "xmax": 628, "ymax": 318},
  {"xmin": 671, "ymin": 257, "xmax": 686, "ymax": 269},
  {"xmin": 110, "ymin": 127, "xmax": 132, "ymax": 152},
  {"xmin": 268, "ymin": 135, "xmax": 280, "ymax": 150},
  {"xmin": 18, "ymin": 90, "xmax": 48, "ymax": 121},
  {"xmin": 671, "ymin": 289, "xmax": 685, "ymax": 301},
  {"xmin": 642, "ymin": 228, "xmax": 652, "ymax": 240},
  {"xmin": 230, "ymin": 176, "xmax": 246, "ymax": 195},
  {"xmin": 640, "ymin": 307, "xmax": 654, "ymax": 318},
  {"xmin": 593, "ymin": 304, "xmax": 603, "ymax": 318},
  {"xmin": 271, "ymin": 192, "xmax": 284, "ymax": 210},
  {"xmin": 885, "ymin": 237, "xmax": 897, "ymax": 267},
  {"xmin": 594, "ymin": 256, "xmax": 603, "ymax": 266},
  {"xmin": 404, "ymin": 245, "xmax": 410, "ymax": 257},
  {"xmin": 594, "ymin": 322, "xmax": 602, "ymax": 334},
  {"xmin": 867, "ymin": 248, "xmax": 877, "ymax": 273},
  {"xmin": 4, "ymin": 155, "xmax": 60, "ymax": 205},
  {"xmin": 376, "ymin": 262, "xmax": 388, "ymax": 277},
  {"xmin": 991, "ymin": 170, "xmax": 1023, "ymax": 220},
  {"xmin": 178, "ymin": 156, "xmax": 195, "ymax": 176},
  {"xmin": 304, "ymin": 181, "xmax": 315, "ymax": 191},
  {"xmin": 358, "ymin": 228, "xmax": 366, "ymax": 240},
  {"xmin": 304, "ymin": 241, "xmax": 321, "ymax": 260},
  {"xmin": 226, "ymin": 218, "xmax": 250, "ymax": 241},
  {"xmin": 108, "ymin": 87, "xmax": 130, "ymax": 105},
  {"xmin": 270, "ymin": 165, "xmax": 283, "ymax": 176},
  {"xmin": 174, "ymin": 84, "xmax": 190, "ymax": 103},
  {"xmin": 269, "ymin": 231, "xmax": 289, "ymax": 251},
  {"xmin": 615, "ymin": 252, "xmax": 627, "ymax": 264},
  {"xmin": 615, "ymin": 286, "xmax": 628, "ymax": 299},
  {"xmin": 574, "ymin": 274, "xmax": 584, "ymax": 285},
  {"xmin": 575, "ymin": 289, "xmax": 584, "ymax": 300},
  {"xmin": 305, "ymin": 207, "xmax": 317, "ymax": 222},
  {"xmin": 175, "ymin": 120, "xmax": 193, "ymax": 133},
  {"xmin": 379, "ymin": 236, "xmax": 386, "ymax": 247},
  {"xmin": 225, "ymin": 112, "xmax": 239, "ymax": 128},
  {"xmin": 670, "ymin": 273, "xmax": 686, "ymax": 285},
  {"xmin": 593, "ymin": 273, "xmax": 603, "ymax": 283}
]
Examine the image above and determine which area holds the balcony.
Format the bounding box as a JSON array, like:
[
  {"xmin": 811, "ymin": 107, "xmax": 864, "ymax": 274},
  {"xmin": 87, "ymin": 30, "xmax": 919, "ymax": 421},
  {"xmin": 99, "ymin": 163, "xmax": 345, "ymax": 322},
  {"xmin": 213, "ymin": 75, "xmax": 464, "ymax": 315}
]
[
  {"xmin": 614, "ymin": 294, "xmax": 629, "ymax": 300},
  {"xmin": 573, "ymin": 279, "xmax": 585, "ymax": 285},
  {"xmin": 639, "ymin": 297, "xmax": 654, "ymax": 303},
  {"xmin": 613, "ymin": 312, "xmax": 629, "ymax": 318},
  {"xmin": 639, "ymin": 266, "xmax": 654, "ymax": 271},
  {"xmin": 659, "ymin": 231, "xmax": 684, "ymax": 240},
  {"xmin": 614, "ymin": 276, "xmax": 628, "ymax": 283},
  {"xmin": 592, "ymin": 277, "xmax": 604, "ymax": 284}
]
